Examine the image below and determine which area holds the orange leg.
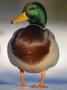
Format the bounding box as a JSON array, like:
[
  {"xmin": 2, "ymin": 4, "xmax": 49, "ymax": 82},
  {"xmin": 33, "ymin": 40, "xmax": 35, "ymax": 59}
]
[
  {"xmin": 31, "ymin": 70, "xmax": 48, "ymax": 88},
  {"xmin": 20, "ymin": 70, "xmax": 26, "ymax": 87}
]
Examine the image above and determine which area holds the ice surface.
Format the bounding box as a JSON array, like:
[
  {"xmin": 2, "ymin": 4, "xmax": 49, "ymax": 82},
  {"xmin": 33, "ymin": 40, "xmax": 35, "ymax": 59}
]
[{"xmin": 0, "ymin": 84, "xmax": 67, "ymax": 90}]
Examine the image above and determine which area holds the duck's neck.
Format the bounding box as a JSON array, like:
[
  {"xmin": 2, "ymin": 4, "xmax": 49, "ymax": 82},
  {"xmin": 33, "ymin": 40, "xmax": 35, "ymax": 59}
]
[
  {"xmin": 29, "ymin": 15, "xmax": 46, "ymax": 28},
  {"xmin": 30, "ymin": 21, "xmax": 44, "ymax": 28}
]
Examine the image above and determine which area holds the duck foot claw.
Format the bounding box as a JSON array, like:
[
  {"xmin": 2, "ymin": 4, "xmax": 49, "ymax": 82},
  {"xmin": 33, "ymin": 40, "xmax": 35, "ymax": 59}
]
[
  {"xmin": 30, "ymin": 84, "xmax": 37, "ymax": 88},
  {"xmin": 30, "ymin": 83, "xmax": 48, "ymax": 88}
]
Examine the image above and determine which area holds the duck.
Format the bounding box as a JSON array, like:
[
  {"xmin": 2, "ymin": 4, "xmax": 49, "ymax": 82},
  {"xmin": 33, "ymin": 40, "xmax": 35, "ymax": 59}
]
[{"xmin": 7, "ymin": 2, "xmax": 59, "ymax": 88}]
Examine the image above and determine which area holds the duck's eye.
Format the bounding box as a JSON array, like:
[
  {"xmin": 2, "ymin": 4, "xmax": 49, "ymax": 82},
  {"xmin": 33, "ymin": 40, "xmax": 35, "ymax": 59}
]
[{"xmin": 29, "ymin": 7, "xmax": 35, "ymax": 10}]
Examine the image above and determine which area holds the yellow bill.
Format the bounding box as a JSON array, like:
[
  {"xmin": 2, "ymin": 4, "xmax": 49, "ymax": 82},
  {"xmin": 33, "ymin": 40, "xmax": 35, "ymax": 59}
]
[{"xmin": 11, "ymin": 12, "xmax": 29, "ymax": 24}]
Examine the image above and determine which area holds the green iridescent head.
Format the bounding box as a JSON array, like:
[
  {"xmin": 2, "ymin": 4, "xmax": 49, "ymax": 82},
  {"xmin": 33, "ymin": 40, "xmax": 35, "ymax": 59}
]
[{"xmin": 11, "ymin": 2, "xmax": 47, "ymax": 28}]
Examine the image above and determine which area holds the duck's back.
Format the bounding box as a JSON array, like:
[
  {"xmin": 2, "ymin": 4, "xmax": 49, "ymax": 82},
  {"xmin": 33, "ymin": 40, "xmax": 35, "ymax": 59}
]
[{"xmin": 10, "ymin": 25, "xmax": 50, "ymax": 64}]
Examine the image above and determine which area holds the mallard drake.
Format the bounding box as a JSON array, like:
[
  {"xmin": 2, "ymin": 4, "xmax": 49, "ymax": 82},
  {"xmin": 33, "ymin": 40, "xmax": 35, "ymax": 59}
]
[{"xmin": 7, "ymin": 2, "xmax": 59, "ymax": 88}]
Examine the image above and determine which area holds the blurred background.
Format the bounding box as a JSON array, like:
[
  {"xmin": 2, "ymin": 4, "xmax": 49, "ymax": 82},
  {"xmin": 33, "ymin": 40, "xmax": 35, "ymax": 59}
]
[{"xmin": 0, "ymin": 0, "xmax": 67, "ymax": 86}]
